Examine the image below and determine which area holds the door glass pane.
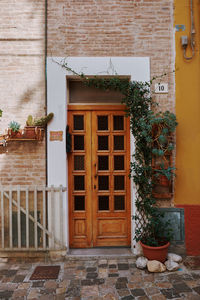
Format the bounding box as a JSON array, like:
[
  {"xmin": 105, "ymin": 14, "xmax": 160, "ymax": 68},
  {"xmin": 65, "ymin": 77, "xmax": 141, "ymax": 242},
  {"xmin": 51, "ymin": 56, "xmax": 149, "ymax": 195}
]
[
  {"xmin": 114, "ymin": 136, "xmax": 124, "ymax": 150},
  {"xmin": 114, "ymin": 156, "xmax": 124, "ymax": 170},
  {"xmin": 114, "ymin": 175, "xmax": 124, "ymax": 190},
  {"xmin": 74, "ymin": 115, "xmax": 84, "ymax": 130},
  {"xmin": 99, "ymin": 196, "xmax": 109, "ymax": 210},
  {"xmin": 98, "ymin": 116, "xmax": 108, "ymax": 131},
  {"xmin": 69, "ymin": 80, "xmax": 124, "ymax": 103},
  {"xmin": 74, "ymin": 156, "xmax": 84, "ymax": 170},
  {"xmin": 74, "ymin": 135, "xmax": 84, "ymax": 150},
  {"xmin": 74, "ymin": 175, "xmax": 85, "ymax": 190},
  {"xmin": 98, "ymin": 136, "xmax": 108, "ymax": 150},
  {"xmin": 113, "ymin": 116, "xmax": 124, "ymax": 130},
  {"xmin": 98, "ymin": 156, "xmax": 109, "ymax": 170},
  {"xmin": 74, "ymin": 196, "xmax": 85, "ymax": 210},
  {"xmin": 98, "ymin": 176, "xmax": 109, "ymax": 190},
  {"xmin": 114, "ymin": 195, "xmax": 125, "ymax": 210}
]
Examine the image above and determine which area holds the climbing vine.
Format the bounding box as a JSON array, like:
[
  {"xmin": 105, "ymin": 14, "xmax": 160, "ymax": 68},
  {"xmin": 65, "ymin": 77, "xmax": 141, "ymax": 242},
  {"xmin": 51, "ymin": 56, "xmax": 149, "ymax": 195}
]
[{"xmin": 58, "ymin": 60, "xmax": 178, "ymax": 247}]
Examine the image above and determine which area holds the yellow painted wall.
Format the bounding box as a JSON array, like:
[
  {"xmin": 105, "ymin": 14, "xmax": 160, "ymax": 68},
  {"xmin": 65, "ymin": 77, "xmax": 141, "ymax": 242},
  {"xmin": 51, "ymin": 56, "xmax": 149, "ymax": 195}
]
[{"xmin": 174, "ymin": 0, "xmax": 200, "ymax": 205}]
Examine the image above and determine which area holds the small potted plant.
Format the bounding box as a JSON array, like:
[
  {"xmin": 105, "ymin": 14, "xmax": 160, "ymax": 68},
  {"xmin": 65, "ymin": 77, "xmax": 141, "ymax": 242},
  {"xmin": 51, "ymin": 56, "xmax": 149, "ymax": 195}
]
[
  {"xmin": 24, "ymin": 113, "xmax": 54, "ymax": 140},
  {"xmin": 154, "ymin": 163, "xmax": 176, "ymax": 187},
  {"xmin": 8, "ymin": 121, "xmax": 22, "ymax": 138},
  {"xmin": 24, "ymin": 115, "xmax": 38, "ymax": 139}
]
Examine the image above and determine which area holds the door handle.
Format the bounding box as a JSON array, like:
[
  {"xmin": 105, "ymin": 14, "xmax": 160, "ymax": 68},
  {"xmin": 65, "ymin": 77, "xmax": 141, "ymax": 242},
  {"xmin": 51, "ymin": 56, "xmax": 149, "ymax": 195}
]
[{"xmin": 94, "ymin": 163, "xmax": 98, "ymax": 178}]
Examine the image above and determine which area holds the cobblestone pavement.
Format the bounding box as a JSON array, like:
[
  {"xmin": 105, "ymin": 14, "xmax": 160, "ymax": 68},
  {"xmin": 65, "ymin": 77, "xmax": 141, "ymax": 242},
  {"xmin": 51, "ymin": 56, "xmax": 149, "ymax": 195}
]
[{"xmin": 0, "ymin": 257, "xmax": 200, "ymax": 300}]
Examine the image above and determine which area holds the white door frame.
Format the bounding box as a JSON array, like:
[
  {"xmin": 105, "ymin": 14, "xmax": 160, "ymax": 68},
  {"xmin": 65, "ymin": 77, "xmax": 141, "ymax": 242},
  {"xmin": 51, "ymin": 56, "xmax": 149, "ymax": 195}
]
[{"xmin": 47, "ymin": 57, "xmax": 150, "ymax": 254}]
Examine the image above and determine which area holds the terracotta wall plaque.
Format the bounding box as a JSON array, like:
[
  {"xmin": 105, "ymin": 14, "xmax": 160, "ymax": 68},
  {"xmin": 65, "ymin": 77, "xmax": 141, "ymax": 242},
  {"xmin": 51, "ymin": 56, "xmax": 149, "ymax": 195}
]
[{"xmin": 50, "ymin": 131, "xmax": 63, "ymax": 141}]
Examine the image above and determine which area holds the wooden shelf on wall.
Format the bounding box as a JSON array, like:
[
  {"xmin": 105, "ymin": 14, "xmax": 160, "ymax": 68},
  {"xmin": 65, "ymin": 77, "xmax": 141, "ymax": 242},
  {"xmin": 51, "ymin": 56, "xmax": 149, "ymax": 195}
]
[
  {"xmin": 0, "ymin": 127, "xmax": 44, "ymax": 145},
  {"xmin": 6, "ymin": 138, "xmax": 42, "ymax": 142},
  {"xmin": 153, "ymin": 192, "xmax": 173, "ymax": 199}
]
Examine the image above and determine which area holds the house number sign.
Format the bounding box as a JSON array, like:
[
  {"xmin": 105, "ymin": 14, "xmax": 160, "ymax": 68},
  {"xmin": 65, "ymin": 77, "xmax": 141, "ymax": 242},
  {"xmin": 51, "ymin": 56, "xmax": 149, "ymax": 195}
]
[
  {"xmin": 155, "ymin": 83, "xmax": 168, "ymax": 94},
  {"xmin": 50, "ymin": 131, "xmax": 63, "ymax": 141}
]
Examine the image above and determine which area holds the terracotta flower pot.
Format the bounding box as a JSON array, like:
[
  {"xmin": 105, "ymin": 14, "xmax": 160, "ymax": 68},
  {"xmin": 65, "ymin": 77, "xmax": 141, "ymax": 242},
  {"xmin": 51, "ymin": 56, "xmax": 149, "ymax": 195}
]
[
  {"xmin": 140, "ymin": 241, "xmax": 170, "ymax": 263},
  {"xmin": 8, "ymin": 129, "xmax": 23, "ymax": 139},
  {"xmin": 24, "ymin": 126, "xmax": 37, "ymax": 139},
  {"xmin": 24, "ymin": 126, "xmax": 44, "ymax": 140},
  {"xmin": 159, "ymin": 175, "xmax": 170, "ymax": 187}
]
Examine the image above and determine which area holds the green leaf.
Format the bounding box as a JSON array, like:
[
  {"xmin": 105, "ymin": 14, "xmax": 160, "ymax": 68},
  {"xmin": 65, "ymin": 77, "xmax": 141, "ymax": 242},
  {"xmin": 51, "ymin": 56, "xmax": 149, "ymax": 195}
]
[
  {"xmin": 158, "ymin": 149, "xmax": 164, "ymax": 156},
  {"xmin": 167, "ymin": 143, "xmax": 174, "ymax": 151},
  {"xmin": 158, "ymin": 134, "xmax": 167, "ymax": 144},
  {"xmin": 162, "ymin": 127, "xmax": 169, "ymax": 135},
  {"xmin": 152, "ymin": 148, "xmax": 158, "ymax": 155}
]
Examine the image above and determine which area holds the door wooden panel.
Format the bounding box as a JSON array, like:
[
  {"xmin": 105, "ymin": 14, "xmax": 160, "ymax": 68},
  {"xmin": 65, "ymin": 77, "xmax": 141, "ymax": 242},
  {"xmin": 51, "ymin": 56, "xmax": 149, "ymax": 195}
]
[
  {"xmin": 68, "ymin": 107, "xmax": 131, "ymax": 248},
  {"xmin": 68, "ymin": 111, "xmax": 92, "ymax": 248}
]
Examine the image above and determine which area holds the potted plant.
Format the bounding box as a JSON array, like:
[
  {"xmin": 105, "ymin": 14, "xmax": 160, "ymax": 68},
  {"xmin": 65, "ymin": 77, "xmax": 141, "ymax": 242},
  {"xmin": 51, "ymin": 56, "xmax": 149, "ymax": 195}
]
[
  {"xmin": 8, "ymin": 121, "xmax": 22, "ymax": 138},
  {"xmin": 150, "ymin": 111, "xmax": 177, "ymax": 199},
  {"xmin": 24, "ymin": 113, "xmax": 54, "ymax": 140},
  {"xmin": 24, "ymin": 115, "xmax": 39, "ymax": 139},
  {"xmin": 154, "ymin": 164, "xmax": 176, "ymax": 187},
  {"xmin": 139, "ymin": 210, "xmax": 173, "ymax": 262},
  {"xmin": 132, "ymin": 111, "xmax": 177, "ymax": 262}
]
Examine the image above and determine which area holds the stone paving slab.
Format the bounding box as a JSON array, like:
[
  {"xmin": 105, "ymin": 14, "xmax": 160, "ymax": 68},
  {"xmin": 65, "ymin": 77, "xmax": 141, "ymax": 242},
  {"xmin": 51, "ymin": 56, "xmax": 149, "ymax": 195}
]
[{"xmin": 0, "ymin": 258, "xmax": 200, "ymax": 299}]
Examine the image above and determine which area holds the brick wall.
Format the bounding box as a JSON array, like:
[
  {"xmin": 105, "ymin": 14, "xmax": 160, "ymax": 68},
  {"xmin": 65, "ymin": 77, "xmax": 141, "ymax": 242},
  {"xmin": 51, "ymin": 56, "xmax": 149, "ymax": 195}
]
[
  {"xmin": 48, "ymin": 0, "xmax": 175, "ymax": 112},
  {"xmin": 0, "ymin": 0, "xmax": 46, "ymax": 186},
  {"xmin": 0, "ymin": 143, "xmax": 46, "ymax": 186},
  {"xmin": 0, "ymin": 0, "xmax": 175, "ymax": 187}
]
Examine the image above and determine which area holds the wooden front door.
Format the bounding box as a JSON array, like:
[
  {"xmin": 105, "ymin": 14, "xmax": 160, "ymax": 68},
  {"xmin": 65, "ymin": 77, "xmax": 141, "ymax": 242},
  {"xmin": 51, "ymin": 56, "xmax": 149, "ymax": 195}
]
[{"xmin": 68, "ymin": 106, "xmax": 131, "ymax": 248}]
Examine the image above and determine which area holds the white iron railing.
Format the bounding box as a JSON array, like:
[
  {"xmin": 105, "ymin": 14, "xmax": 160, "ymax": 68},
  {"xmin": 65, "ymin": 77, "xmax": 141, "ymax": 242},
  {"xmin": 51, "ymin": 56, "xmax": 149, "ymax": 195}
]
[{"xmin": 0, "ymin": 185, "xmax": 67, "ymax": 251}]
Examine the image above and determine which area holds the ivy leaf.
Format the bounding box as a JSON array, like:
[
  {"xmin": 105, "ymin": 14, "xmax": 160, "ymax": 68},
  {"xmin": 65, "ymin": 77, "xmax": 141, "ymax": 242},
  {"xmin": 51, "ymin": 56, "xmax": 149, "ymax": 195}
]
[
  {"xmin": 146, "ymin": 136, "xmax": 152, "ymax": 143},
  {"xmin": 162, "ymin": 127, "xmax": 169, "ymax": 135},
  {"xmin": 141, "ymin": 130, "xmax": 147, "ymax": 137},
  {"xmin": 158, "ymin": 134, "xmax": 167, "ymax": 144},
  {"xmin": 158, "ymin": 149, "xmax": 164, "ymax": 156},
  {"xmin": 152, "ymin": 148, "xmax": 158, "ymax": 156},
  {"xmin": 167, "ymin": 143, "xmax": 174, "ymax": 151}
]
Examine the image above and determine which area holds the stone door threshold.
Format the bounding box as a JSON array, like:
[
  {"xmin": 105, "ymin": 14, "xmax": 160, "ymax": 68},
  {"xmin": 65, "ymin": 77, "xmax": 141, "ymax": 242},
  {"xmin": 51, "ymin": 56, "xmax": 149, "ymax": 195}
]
[{"xmin": 67, "ymin": 247, "xmax": 134, "ymax": 258}]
